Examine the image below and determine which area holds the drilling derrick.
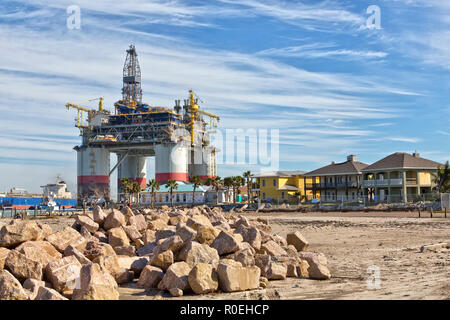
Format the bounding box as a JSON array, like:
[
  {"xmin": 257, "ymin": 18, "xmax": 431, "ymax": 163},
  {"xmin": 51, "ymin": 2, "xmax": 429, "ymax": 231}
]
[{"xmin": 67, "ymin": 44, "xmax": 220, "ymax": 205}]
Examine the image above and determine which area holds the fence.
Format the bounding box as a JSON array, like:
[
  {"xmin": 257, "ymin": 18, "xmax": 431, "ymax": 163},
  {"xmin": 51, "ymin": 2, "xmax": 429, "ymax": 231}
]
[{"xmin": 442, "ymin": 193, "xmax": 450, "ymax": 210}]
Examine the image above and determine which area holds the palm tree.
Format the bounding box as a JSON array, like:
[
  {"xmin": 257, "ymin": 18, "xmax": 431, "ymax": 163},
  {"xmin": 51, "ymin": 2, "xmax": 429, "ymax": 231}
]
[
  {"xmin": 432, "ymin": 161, "xmax": 450, "ymax": 193},
  {"xmin": 120, "ymin": 177, "xmax": 133, "ymax": 206},
  {"xmin": 232, "ymin": 176, "xmax": 243, "ymax": 204},
  {"xmin": 294, "ymin": 191, "xmax": 302, "ymax": 205},
  {"xmin": 243, "ymin": 171, "xmax": 253, "ymax": 204},
  {"xmin": 206, "ymin": 176, "xmax": 222, "ymax": 204},
  {"xmin": 165, "ymin": 180, "xmax": 178, "ymax": 207},
  {"xmin": 223, "ymin": 177, "xmax": 233, "ymax": 203},
  {"xmin": 190, "ymin": 175, "xmax": 202, "ymax": 206},
  {"xmin": 147, "ymin": 179, "xmax": 160, "ymax": 209},
  {"xmin": 130, "ymin": 182, "xmax": 142, "ymax": 204}
]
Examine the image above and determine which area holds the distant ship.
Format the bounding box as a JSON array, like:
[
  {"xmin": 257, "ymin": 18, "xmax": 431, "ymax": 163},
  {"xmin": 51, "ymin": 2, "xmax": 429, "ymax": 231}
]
[{"xmin": 0, "ymin": 177, "xmax": 77, "ymax": 209}]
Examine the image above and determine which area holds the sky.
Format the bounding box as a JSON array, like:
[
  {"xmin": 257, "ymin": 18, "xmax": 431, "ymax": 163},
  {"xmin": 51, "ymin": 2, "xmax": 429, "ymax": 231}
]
[{"xmin": 0, "ymin": 0, "xmax": 449, "ymax": 196}]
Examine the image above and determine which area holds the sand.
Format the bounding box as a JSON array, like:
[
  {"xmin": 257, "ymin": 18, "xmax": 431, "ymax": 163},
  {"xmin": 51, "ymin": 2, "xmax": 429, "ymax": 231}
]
[{"xmin": 2, "ymin": 211, "xmax": 448, "ymax": 300}]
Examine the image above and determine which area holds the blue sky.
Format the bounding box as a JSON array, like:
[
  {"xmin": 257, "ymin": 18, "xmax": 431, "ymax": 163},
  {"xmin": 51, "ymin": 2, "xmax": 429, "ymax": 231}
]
[{"xmin": 0, "ymin": 0, "xmax": 449, "ymax": 195}]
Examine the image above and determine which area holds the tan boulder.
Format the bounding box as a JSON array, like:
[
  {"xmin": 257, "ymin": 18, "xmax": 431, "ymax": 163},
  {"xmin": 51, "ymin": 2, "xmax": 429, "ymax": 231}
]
[
  {"xmin": 265, "ymin": 262, "xmax": 287, "ymax": 280},
  {"xmin": 36, "ymin": 223, "xmax": 53, "ymax": 241},
  {"xmin": 64, "ymin": 245, "xmax": 92, "ymax": 265},
  {"xmin": 169, "ymin": 214, "xmax": 188, "ymax": 226},
  {"xmin": 149, "ymin": 250, "xmax": 174, "ymax": 271},
  {"xmin": 103, "ymin": 210, "xmax": 126, "ymax": 230},
  {"xmin": 136, "ymin": 242, "xmax": 158, "ymax": 256},
  {"xmin": 233, "ymin": 249, "xmax": 255, "ymax": 267},
  {"xmin": 175, "ymin": 225, "xmax": 197, "ymax": 242},
  {"xmin": 211, "ymin": 231, "xmax": 241, "ymax": 256},
  {"xmin": 177, "ymin": 241, "xmax": 220, "ymax": 267},
  {"xmin": 298, "ymin": 252, "xmax": 331, "ymax": 280},
  {"xmin": 159, "ymin": 235, "xmax": 184, "ymax": 254},
  {"xmin": 113, "ymin": 245, "xmax": 136, "ymax": 256},
  {"xmin": 260, "ymin": 240, "xmax": 287, "ymax": 257},
  {"xmin": 169, "ymin": 287, "xmax": 183, "ymax": 297},
  {"xmin": 143, "ymin": 230, "xmax": 156, "ymax": 244},
  {"xmin": 116, "ymin": 256, "xmax": 150, "ymax": 276},
  {"xmin": 46, "ymin": 227, "xmax": 87, "ymax": 253},
  {"xmin": 187, "ymin": 215, "xmax": 213, "ymax": 231},
  {"xmin": 84, "ymin": 241, "xmax": 115, "ymax": 261},
  {"xmin": 196, "ymin": 225, "xmax": 220, "ymax": 245},
  {"xmin": 93, "ymin": 254, "xmax": 131, "ymax": 284},
  {"xmin": 72, "ymin": 263, "xmax": 119, "ymax": 300},
  {"xmin": 23, "ymin": 278, "xmax": 47, "ymax": 300},
  {"xmin": 122, "ymin": 225, "xmax": 142, "ymax": 242},
  {"xmin": 287, "ymin": 263, "xmax": 298, "ymax": 277},
  {"xmin": 0, "ymin": 247, "xmax": 10, "ymax": 269},
  {"xmin": 235, "ymin": 225, "xmax": 261, "ymax": 250},
  {"xmin": 0, "ymin": 220, "xmax": 42, "ymax": 248},
  {"xmin": 44, "ymin": 255, "xmax": 82, "ymax": 295},
  {"xmin": 216, "ymin": 263, "xmax": 260, "ymax": 293},
  {"xmin": 137, "ymin": 265, "xmax": 164, "ymax": 288},
  {"xmin": 5, "ymin": 250, "xmax": 43, "ymax": 281},
  {"xmin": 147, "ymin": 219, "xmax": 168, "ymax": 231},
  {"xmin": 93, "ymin": 231, "xmax": 108, "ymax": 243},
  {"xmin": 108, "ymin": 227, "xmax": 130, "ymax": 248},
  {"xmin": 128, "ymin": 214, "xmax": 147, "ymax": 231},
  {"xmin": 92, "ymin": 205, "xmax": 107, "ymax": 224},
  {"xmin": 35, "ymin": 286, "xmax": 69, "ymax": 300},
  {"xmin": 76, "ymin": 215, "xmax": 99, "ymax": 233},
  {"xmin": 157, "ymin": 261, "xmax": 191, "ymax": 292},
  {"xmin": 286, "ymin": 231, "xmax": 309, "ymax": 252},
  {"xmin": 16, "ymin": 240, "xmax": 62, "ymax": 260},
  {"xmin": 188, "ymin": 263, "xmax": 219, "ymax": 294},
  {"xmin": 0, "ymin": 269, "xmax": 29, "ymax": 300},
  {"xmin": 155, "ymin": 228, "xmax": 176, "ymax": 241}
]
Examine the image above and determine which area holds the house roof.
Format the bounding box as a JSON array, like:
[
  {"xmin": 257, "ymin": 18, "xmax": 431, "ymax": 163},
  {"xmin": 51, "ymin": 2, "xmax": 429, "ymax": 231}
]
[
  {"xmin": 252, "ymin": 170, "xmax": 306, "ymax": 178},
  {"xmin": 304, "ymin": 160, "xmax": 369, "ymax": 176},
  {"xmin": 142, "ymin": 181, "xmax": 210, "ymax": 193},
  {"xmin": 362, "ymin": 153, "xmax": 442, "ymax": 171},
  {"xmin": 277, "ymin": 184, "xmax": 299, "ymax": 191}
]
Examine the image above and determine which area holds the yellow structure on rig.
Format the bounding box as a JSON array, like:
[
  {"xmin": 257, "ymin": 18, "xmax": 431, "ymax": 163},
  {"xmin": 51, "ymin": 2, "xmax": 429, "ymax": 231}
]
[
  {"xmin": 188, "ymin": 89, "xmax": 220, "ymax": 144},
  {"xmin": 253, "ymin": 171, "xmax": 319, "ymax": 203},
  {"xmin": 65, "ymin": 97, "xmax": 106, "ymax": 128}
]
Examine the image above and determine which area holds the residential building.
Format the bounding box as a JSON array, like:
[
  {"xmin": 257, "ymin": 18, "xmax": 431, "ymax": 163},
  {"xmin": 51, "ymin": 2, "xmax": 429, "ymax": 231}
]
[
  {"xmin": 304, "ymin": 155, "xmax": 368, "ymax": 202},
  {"xmin": 253, "ymin": 171, "xmax": 314, "ymax": 203},
  {"xmin": 361, "ymin": 152, "xmax": 441, "ymax": 203}
]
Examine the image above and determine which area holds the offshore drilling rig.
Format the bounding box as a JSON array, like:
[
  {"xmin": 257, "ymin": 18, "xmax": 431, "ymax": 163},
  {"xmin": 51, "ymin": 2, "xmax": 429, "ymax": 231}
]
[{"xmin": 67, "ymin": 45, "xmax": 220, "ymax": 203}]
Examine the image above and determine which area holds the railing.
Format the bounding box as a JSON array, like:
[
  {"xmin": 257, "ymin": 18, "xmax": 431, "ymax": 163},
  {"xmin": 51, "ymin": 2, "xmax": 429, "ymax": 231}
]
[
  {"xmin": 305, "ymin": 182, "xmax": 360, "ymax": 189},
  {"xmin": 363, "ymin": 179, "xmax": 404, "ymax": 187}
]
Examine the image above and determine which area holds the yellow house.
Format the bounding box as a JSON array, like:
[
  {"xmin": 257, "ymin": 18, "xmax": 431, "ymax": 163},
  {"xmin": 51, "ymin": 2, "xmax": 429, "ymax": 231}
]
[{"xmin": 253, "ymin": 171, "xmax": 318, "ymax": 203}]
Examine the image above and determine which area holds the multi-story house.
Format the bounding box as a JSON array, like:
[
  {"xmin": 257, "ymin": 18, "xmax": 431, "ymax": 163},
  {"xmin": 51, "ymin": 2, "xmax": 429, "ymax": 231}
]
[
  {"xmin": 253, "ymin": 171, "xmax": 315, "ymax": 203},
  {"xmin": 361, "ymin": 152, "xmax": 441, "ymax": 203},
  {"xmin": 304, "ymin": 155, "xmax": 368, "ymax": 202}
]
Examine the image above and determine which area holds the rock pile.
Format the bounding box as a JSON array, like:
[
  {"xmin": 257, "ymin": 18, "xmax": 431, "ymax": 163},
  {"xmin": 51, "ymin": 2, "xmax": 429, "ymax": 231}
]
[{"xmin": 0, "ymin": 205, "xmax": 331, "ymax": 300}]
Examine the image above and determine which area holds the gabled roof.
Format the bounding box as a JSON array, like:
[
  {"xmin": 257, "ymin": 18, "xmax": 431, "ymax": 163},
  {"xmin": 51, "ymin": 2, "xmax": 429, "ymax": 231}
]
[
  {"xmin": 304, "ymin": 161, "xmax": 369, "ymax": 176},
  {"xmin": 277, "ymin": 184, "xmax": 298, "ymax": 191},
  {"xmin": 362, "ymin": 153, "xmax": 442, "ymax": 171},
  {"xmin": 252, "ymin": 170, "xmax": 306, "ymax": 178}
]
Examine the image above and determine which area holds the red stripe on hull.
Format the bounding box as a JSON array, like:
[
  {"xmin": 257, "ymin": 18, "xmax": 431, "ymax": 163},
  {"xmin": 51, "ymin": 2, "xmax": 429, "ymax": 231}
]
[
  {"xmin": 78, "ymin": 176, "xmax": 110, "ymax": 184},
  {"xmin": 156, "ymin": 173, "xmax": 189, "ymax": 183}
]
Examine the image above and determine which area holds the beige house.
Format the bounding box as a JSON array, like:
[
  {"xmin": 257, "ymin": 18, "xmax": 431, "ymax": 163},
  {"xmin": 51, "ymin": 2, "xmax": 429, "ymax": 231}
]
[
  {"xmin": 361, "ymin": 152, "xmax": 441, "ymax": 203},
  {"xmin": 304, "ymin": 155, "xmax": 368, "ymax": 202}
]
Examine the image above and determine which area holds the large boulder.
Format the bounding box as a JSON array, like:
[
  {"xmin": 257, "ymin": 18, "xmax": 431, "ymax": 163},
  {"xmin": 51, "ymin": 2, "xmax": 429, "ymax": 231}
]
[
  {"xmin": 188, "ymin": 263, "xmax": 219, "ymax": 294},
  {"xmin": 158, "ymin": 235, "xmax": 184, "ymax": 254},
  {"xmin": 64, "ymin": 245, "xmax": 92, "ymax": 265},
  {"xmin": 177, "ymin": 241, "xmax": 220, "ymax": 267},
  {"xmin": 46, "ymin": 227, "xmax": 87, "ymax": 253},
  {"xmin": 298, "ymin": 252, "xmax": 331, "ymax": 280},
  {"xmin": 23, "ymin": 278, "xmax": 47, "ymax": 300},
  {"xmin": 0, "ymin": 269, "xmax": 29, "ymax": 300},
  {"xmin": 149, "ymin": 250, "xmax": 174, "ymax": 271},
  {"xmin": 113, "ymin": 245, "xmax": 136, "ymax": 257},
  {"xmin": 108, "ymin": 227, "xmax": 130, "ymax": 248},
  {"xmin": 84, "ymin": 241, "xmax": 115, "ymax": 261},
  {"xmin": 137, "ymin": 265, "xmax": 164, "ymax": 289},
  {"xmin": 76, "ymin": 215, "xmax": 99, "ymax": 233},
  {"xmin": 147, "ymin": 219, "xmax": 168, "ymax": 231},
  {"xmin": 72, "ymin": 263, "xmax": 119, "ymax": 300},
  {"xmin": 35, "ymin": 286, "xmax": 69, "ymax": 300},
  {"xmin": 16, "ymin": 241, "xmax": 61, "ymax": 270},
  {"xmin": 216, "ymin": 263, "xmax": 260, "ymax": 293},
  {"xmin": 196, "ymin": 225, "xmax": 220, "ymax": 245},
  {"xmin": 157, "ymin": 261, "xmax": 191, "ymax": 292},
  {"xmin": 235, "ymin": 225, "xmax": 261, "ymax": 250},
  {"xmin": 92, "ymin": 206, "xmax": 107, "ymax": 224},
  {"xmin": 265, "ymin": 261, "xmax": 287, "ymax": 280},
  {"xmin": 0, "ymin": 247, "xmax": 10, "ymax": 270},
  {"xmin": 233, "ymin": 248, "xmax": 255, "ymax": 267},
  {"xmin": 44, "ymin": 255, "xmax": 82, "ymax": 295},
  {"xmin": 122, "ymin": 225, "xmax": 142, "ymax": 242},
  {"xmin": 103, "ymin": 210, "xmax": 126, "ymax": 230},
  {"xmin": 16, "ymin": 240, "xmax": 62, "ymax": 260},
  {"xmin": 116, "ymin": 256, "xmax": 150, "ymax": 276},
  {"xmin": 93, "ymin": 254, "xmax": 132, "ymax": 284},
  {"xmin": 186, "ymin": 215, "xmax": 213, "ymax": 231},
  {"xmin": 0, "ymin": 220, "xmax": 42, "ymax": 248},
  {"xmin": 260, "ymin": 240, "xmax": 287, "ymax": 257},
  {"xmin": 286, "ymin": 231, "xmax": 309, "ymax": 252},
  {"xmin": 143, "ymin": 230, "xmax": 156, "ymax": 245},
  {"xmin": 5, "ymin": 250, "xmax": 43, "ymax": 281},
  {"xmin": 175, "ymin": 225, "xmax": 197, "ymax": 242},
  {"xmin": 211, "ymin": 231, "xmax": 241, "ymax": 255},
  {"xmin": 155, "ymin": 228, "xmax": 176, "ymax": 241},
  {"xmin": 128, "ymin": 214, "xmax": 147, "ymax": 232}
]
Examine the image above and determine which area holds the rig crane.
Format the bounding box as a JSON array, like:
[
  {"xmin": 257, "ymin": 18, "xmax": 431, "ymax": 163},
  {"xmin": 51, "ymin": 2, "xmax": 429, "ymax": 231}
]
[{"xmin": 65, "ymin": 97, "xmax": 107, "ymax": 128}]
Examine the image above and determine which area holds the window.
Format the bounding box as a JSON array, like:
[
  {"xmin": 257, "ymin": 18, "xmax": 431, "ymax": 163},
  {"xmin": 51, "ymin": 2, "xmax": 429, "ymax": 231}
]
[
  {"xmin": 262, "ymin": 179, "xmax": 266, "ymax": 187},
  {"xmin": 176, "ymin": 194, "xmax": 180, "ymax": 202},
  {"xmin": 262, "ymin": 192, "xmax": 266, "ymax": 199},
  {"xmin": 165, "ymin": 194, "xmax": 168, "ymax": 202},
  {"xmin": 183, "ymin": 193, "xmax": 186, "ymax": 202},
  {"xmin": 273, "ymin": 179, "xmax": 276, "ymax": 187},
  {"xmin": 281, "ymin": 192, "xmax": 285, "ymax": 199}
]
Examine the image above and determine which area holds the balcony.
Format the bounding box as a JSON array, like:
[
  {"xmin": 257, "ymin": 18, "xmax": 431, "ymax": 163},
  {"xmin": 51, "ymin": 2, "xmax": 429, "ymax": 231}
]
[
  {"xmin": 406, "ymin": 178, "xmax": 417, "ymax": 185},
  {"xmin": 305, "ymin": 182, "xmax": 359, "ymax": 189},
  {"xmin": 363, "ymin": 179, "xmax": 404, "ymax": 187}
]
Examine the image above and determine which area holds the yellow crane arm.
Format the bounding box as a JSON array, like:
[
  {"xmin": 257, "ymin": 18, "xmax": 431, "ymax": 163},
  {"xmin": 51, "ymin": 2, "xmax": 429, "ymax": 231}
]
[
  {"xmin": 66, "ymin": 103, "xmax": 92, "ymax": 113},
  {"xmin": 197, "ymin": 109, "xmax": 220, "ymax": 120}
]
